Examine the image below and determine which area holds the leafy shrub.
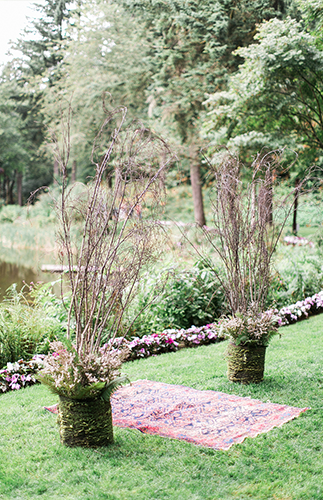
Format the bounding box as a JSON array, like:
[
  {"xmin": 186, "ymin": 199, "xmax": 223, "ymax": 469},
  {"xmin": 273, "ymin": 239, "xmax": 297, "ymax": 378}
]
[
  {"xmin": 0, "ymin": 283, "xmax": 67, "ymax": 367},
  {"xmin": 0, "ymin": 191, "xmax": 58, "ymax": 228},
  {"xmin": 267, "ymin": 245, "xmax": 323, "ymax": 308},
  {"xmin": 126, "ymin": 262, "xmax": 226, "ymax": 337}
]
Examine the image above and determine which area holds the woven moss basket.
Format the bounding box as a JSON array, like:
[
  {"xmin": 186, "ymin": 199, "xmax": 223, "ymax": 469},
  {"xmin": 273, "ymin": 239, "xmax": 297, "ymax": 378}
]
[
  {"xmin": 58, "ymin": 396, "xmax": 114, "ymax": 447},
  {"xmin": 227, "ymin": 342, "xmax": 266, "ymax": 384}
]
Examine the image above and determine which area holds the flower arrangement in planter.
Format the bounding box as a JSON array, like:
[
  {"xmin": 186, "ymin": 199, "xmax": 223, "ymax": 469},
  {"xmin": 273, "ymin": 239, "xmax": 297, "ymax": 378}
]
[
  {"xmin": 219, "ymin": 309, "xmax": 279, "ymax": 383},
  {"xmin": 37, "ymin": 341, "xmax": 129, "ymax": 447},
  {"xmin": 35, "ymin": 104, "xmax": 174, "ymax": 447},
  {"xmin": 198, "ymin": 150, "xmax": 309, "ymax": 383}
]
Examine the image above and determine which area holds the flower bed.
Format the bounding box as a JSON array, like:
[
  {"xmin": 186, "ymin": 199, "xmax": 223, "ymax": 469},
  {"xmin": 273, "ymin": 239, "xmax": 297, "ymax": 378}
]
[
  {"xmin": 283, "ymin": 235, "xmax": 315, "ymax": 248},
  {"xmin": 274, "ymin": 291, "xmax": 323, "ymax": 326},
  {"xmin": 0, "ymin": 356, "xmax": 45, "ymax": 393},
  {"xmin": 2, "ymin": 291, "xmax": 323, "ymax": 394},
  {"xmin": 110, "ymin": 291, "xmax": 323, "ymax": 359},
  {"xmin": 107, "ymin": 322, "xmax": 224, "ymax": 361}
]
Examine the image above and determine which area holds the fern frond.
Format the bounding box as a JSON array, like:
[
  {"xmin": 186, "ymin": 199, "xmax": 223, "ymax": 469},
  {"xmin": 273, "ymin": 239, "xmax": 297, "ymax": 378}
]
[{"xmin": 101, "ymin": 375, "xmax": 130, "ymax": 402}]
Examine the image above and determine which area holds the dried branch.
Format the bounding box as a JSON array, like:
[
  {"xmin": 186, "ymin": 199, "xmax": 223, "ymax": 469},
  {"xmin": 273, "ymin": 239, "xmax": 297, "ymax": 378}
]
[
  {"xmin": 53, "ymin": 103, "xmax": 176, "ymax": 355},
  {"xmin": 199, "ymin": 149, "xmax": 310, "ymax": 315}
]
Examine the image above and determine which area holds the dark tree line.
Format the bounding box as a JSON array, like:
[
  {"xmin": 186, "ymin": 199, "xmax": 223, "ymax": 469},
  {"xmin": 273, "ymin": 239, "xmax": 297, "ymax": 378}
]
[{"xmin": 0, "ymin": 0, "xmax": 308, "ymax": 216}]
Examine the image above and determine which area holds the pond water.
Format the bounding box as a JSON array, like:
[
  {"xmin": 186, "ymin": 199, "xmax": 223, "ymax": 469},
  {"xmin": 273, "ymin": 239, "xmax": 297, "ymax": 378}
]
[
  {"xmin": 0, "ymin": 243, "xmax": 60, "ymax": 300},
  {"xmin": 0, "ymin": 261, "xmax": 57, "ymax": 300}
]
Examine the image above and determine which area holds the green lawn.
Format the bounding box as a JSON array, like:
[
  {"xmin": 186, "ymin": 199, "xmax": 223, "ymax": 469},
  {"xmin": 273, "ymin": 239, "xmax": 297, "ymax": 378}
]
[{"xmin": 1, "ymin": 315, "xmax": 323, "ymax": 500}]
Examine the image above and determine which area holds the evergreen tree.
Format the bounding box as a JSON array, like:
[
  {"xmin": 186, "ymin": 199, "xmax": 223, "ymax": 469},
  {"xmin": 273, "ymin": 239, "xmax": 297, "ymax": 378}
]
[
  {"xmin": 40, "ymin": 0, "xmax": 152, "ymax": 181},
  {"xmin": 16, "ymin": 0, "xmax": 73, "ymax": 78},
  {"xmin": 0, "ymin": 0, "xmax": 76, "ymax": 203}
]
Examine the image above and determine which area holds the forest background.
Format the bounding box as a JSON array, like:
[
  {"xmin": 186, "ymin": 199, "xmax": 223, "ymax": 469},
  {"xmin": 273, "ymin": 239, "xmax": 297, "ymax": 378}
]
[{"xmin": 0, "ymin": 0, "xmax": 322, "ymax": 223}]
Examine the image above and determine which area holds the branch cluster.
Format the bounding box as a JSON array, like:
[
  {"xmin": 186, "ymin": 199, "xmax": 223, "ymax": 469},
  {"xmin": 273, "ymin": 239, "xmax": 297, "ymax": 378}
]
[
  {"xmin": 203, "ymin": 150, "xmax": 301, "ymax": 316},
  {"xmin": 52, "ymin": 105, "xmax": 175, "ymax": 359}
]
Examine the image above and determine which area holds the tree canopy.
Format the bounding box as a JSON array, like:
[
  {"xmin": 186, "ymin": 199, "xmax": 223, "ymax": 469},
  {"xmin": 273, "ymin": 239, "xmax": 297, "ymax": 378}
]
[
  {"xmin": 204, "ymin": 3, "xmax": 323, "ymax": 170},
  {"xmin": 0, "ymin": 0, "xmax": 318, "ymax": 207}
]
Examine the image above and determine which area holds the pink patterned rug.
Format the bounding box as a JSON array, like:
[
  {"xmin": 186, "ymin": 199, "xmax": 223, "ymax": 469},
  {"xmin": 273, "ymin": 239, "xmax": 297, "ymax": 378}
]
[{"xmin": 45, "ymin": 379, "xmax": 309, "ymax": 450}]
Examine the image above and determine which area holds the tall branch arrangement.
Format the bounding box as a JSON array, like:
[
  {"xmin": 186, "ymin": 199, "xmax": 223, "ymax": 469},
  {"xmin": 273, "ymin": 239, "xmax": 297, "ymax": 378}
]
[
  {"xmin": 52, "ymin": 104, "xmax": 174, "ymax": 356},
  {"xmin": 201, "ymin": 150, "xmax": 304, "ymax": 316},
  {"xmin": 38, "ymin": 105, "xmax": 175, "ymax": 400}
]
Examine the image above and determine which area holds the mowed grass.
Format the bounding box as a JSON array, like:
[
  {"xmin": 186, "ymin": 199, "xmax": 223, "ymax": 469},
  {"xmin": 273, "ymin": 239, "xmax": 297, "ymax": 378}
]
[{"xmin": 1, "ymin": 316, "xmax": 323, "ymax": 500}]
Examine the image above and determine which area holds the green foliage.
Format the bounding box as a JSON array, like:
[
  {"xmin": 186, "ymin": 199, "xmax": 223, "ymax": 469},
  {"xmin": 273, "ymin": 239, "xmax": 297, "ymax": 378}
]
[
  {"xmin": 39, "ymin": 0, "xmax": 152, "ymax": 181},
  {"xmin": 0, "ymin": 205, "xmax": 24, "ymax": 223},
  {"xmin": 0, "ymin": 283, "xmax": 67, "ymax": 367},
  {"xmin": 39, "ymin": 0, "xmax": 290, "ymax": 185},
  {"xmin": 275, "ymin": 189, "xmax": 323, "ymax": 228},
  {"xmin": 0, "ymin": 66, "xmax": 52, "ymax": 204},
  {"xmin": 0, "ymin": 0, "xmax": 294, "ymax": 199},
  {"xmin": 119, "ymin": 0, "xmax": 287, "ymax": 142},
  {"xmin": 0, "ymin": 1, "xmax": 76, "ymax": 205},
  {"xmin": 15, "ymin": 0, "xmax": 73, "ymax": 78},
  {"xmin": 267, "ymin": 244, "xmax": 323, "ymax": 307},
  {"xmin": 0, "ymin": 75, "xmax": 32, "ymax": 204},
  {"xmin": 101, "ymin": 375, "xmax": 130, "ymax": 402},
  {"xmin": 0, "ymin": 188, "xmax": 59, "ymax": 227},
  {"xmin": 204, "ymin": 14, "xmax": 323, "ymax": 169},
  {"xmin": 127, "ymin": 263, "xmax": 226, "ymax": 337}
]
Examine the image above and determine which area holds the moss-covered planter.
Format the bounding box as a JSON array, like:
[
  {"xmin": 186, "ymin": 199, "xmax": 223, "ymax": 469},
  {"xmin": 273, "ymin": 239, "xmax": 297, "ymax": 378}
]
[
  {"xmin": 58, "ymin": 396, "xmax": 114, "ymax": 447},
  {"xmin": 227, "ymin": 342, "xmax": 266, "ymax": 384}
]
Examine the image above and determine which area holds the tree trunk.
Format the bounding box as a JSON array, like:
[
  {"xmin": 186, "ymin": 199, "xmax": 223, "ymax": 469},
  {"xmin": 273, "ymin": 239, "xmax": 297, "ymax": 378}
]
[
  {"xmin": 0, "ymin": 167, "xmax": 4, "ymax": 202},
  {"xmin": 17, "ymin": 171, "xmax": 23, "ymax": 206},
  {"xmin": 189, "ymin": 146, "xmax": 206, "ymax": 227},
  {"xmin": 71, "ymin": 160, "xmax": 77, "ymax": 184},
  {"xmin": 292, "ymin": 178, "xmax": 300, "ymax": 235},
  {"xmin": 5, "ymin": 176, "xmax": 10, "ymax": 204},
  {"xmin": 8, "ymin": 175, "xmax": 16, "ymax": 205}
]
